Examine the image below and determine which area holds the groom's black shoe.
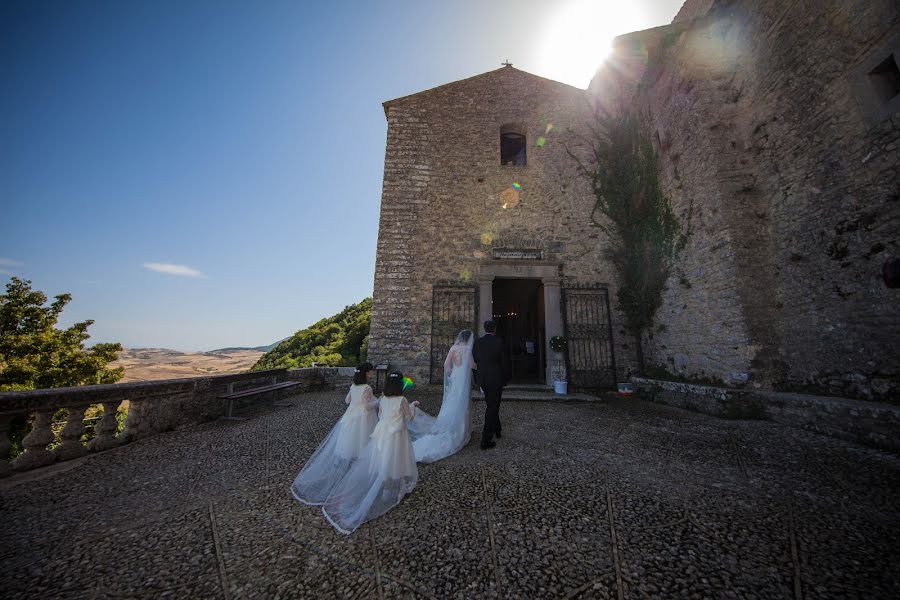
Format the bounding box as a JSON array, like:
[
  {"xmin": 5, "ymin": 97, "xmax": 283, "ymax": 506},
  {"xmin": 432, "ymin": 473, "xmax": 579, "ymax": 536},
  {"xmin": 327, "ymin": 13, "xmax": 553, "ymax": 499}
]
[{"xmin": 480, "ymin": 441, "xmax": 496, "ymax": 450}]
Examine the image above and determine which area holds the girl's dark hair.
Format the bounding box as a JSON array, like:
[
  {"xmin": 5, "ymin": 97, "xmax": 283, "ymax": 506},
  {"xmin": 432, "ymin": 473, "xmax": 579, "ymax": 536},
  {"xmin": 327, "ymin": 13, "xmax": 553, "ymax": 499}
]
[
  {"xmin": 353, "ymin": 361, "xmax": 374, "ymax": 385},
  {"xmin": 383, "ymin": 370, "xmax": 405, "ymax": 396}
]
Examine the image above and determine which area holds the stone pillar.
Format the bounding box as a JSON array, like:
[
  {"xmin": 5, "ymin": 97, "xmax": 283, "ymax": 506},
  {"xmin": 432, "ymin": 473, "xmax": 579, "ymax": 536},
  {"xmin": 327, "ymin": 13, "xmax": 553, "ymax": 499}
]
[
  {"xmin": 12, "ymin": 410, "xmax": 56, "ymax": 471},
  {"xmin": 542, "ymin": 277, "xmax": 565, "ymax": 383},
  {"xmin": 0, "ymin": 414, "xmax": 13, "ymax": 478},
  {"xmin": 476, "ymin": 274, "xmax": 494, "ymax": 335},
  {"xmin": 54, "ymin": 406, "xmax": 87, "ymax": 461},
  {"xmin": 88, "ymin": 401, "xmax": 121, "ymax": 452},
  {"xmin": 119, "ymin": 399, "xmax": 143, "ymax": 445}
]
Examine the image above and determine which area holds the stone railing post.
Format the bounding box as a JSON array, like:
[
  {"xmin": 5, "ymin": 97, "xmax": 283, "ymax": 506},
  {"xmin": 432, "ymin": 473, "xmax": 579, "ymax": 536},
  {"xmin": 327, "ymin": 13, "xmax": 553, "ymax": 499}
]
[
  {"xmin": 12, "ymin": 410, "xmax": 56, "ymax": 471},
  {"xmin": 119, "ymin": 399, "xmax": 143, "ymax": 444},
  {"xmin": 54, "ymin": 406, "xmax": 87, "ymax": 461},
  {"xmin": 0, "ymin": 414, "xmax": 13, "ymax": 477},
  {"xmin": 87, "ymin": 401, "xmax": 120, "ymax": 452}
]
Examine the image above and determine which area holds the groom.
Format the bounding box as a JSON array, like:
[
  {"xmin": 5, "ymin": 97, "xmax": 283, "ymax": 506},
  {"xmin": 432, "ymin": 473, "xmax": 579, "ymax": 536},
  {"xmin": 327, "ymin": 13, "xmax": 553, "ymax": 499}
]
[{"xmin": 473, "ymin": 320, "xmax": 508, "ymax": 450}]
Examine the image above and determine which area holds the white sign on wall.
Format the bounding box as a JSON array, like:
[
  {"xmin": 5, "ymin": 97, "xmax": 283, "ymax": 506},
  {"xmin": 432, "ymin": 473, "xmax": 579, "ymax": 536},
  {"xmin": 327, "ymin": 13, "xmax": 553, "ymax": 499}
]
[{"xmin": 492, "ymin": 248, "xmax": 543, "ymax": 260}]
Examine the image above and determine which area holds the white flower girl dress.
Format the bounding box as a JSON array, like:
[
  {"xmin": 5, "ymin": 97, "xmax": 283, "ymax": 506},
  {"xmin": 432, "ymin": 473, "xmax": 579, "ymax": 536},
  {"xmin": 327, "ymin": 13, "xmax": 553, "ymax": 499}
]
[
  {"xmin": 290, "ymin": 383, "xmax": 378, "ymax": 505},
  {"xmin": 322, "ymin": 393, "xmax": 419, "ymax": 534}
]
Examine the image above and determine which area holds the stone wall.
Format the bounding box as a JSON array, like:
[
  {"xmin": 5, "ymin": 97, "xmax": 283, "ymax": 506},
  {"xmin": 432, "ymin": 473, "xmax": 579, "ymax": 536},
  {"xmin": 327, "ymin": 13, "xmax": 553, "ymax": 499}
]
[
  {"xmin": 591, "ymin": 0, "xmax": 900, "ymax": 401},
  {"xmin": 632, "ymin": 376, "xmax": 900, "ymax": 453},
  {"xmin": 370, "ymin": 66, "xmax": 638, "ymax": 383},
  {"xmin": 672, "ymin": 0, "xmax": 714, "ymax": 23},
  {"xmin": 285, "ymin": 366, "xmax": 356, "ymax": 390}
]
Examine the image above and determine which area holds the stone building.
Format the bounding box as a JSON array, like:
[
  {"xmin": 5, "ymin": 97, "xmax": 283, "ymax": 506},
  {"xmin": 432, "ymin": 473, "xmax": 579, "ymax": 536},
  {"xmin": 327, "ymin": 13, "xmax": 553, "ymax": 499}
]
[
  {"xmin": 370, "ymin": 0, "xmax": 900, "ymax": 401},
  {"xmin": 590, "ymin": 0, "xmax": 900, "ymax": 401},
  {"xmin": 368, "ymin": 65, "xmax": 628, "ymax": 388}
]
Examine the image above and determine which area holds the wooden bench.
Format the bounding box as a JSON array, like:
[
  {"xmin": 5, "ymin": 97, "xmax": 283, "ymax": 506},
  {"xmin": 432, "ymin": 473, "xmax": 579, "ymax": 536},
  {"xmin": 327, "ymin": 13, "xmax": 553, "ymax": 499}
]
[{"xmin": 218, "ymin": 379, "xmax": 302, "ymax": 420}]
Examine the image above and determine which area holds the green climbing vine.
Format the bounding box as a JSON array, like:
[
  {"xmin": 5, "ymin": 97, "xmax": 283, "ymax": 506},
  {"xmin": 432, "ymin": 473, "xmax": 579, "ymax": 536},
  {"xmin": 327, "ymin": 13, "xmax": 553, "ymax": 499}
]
[{"xmin": 567, "ymin": 108, "xmax": 690, "ymax": 373}]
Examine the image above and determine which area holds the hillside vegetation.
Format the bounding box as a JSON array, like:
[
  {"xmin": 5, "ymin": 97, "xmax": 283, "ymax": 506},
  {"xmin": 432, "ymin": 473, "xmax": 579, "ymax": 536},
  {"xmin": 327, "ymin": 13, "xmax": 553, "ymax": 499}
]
[{"xmin": 252, "ymin": 298, "xmax": 371, "ymax": 371}]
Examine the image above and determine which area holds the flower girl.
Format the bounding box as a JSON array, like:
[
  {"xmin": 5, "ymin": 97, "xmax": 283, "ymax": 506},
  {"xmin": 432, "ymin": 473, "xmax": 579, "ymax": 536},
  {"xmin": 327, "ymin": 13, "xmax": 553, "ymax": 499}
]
[
  {"xmin": 291, "ymin": 362, "xmax": 378, "ymax": 505},
  {"xmin": 322, "ymin": 371, "xmax": 419, "ymax": 534}
]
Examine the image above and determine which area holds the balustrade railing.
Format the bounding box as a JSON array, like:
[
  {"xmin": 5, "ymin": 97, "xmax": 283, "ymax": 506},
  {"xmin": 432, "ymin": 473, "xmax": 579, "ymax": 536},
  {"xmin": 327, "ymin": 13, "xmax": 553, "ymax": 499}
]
[{"xmin": 0, "ymin": 369, "xmax": 291, "ymax": 477}]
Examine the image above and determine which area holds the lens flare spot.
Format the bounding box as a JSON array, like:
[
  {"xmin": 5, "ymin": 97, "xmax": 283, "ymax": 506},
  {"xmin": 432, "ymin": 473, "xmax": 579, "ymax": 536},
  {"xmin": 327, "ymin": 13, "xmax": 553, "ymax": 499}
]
[
  {"xmin": 459, "ymin": 269, "xmax": 472, "ymax": 282},
  {"xmin": 512, "ymin": 182, "xmax": 522, "ymax": 190},
  {"xmin": 500, "ymin": 188, "xmax": 520, "ymax": 210},
  {"xmin": 480, "ymin": 232, "xmax": 494, "ymax": 245},
  {"xmin": 402, "ymin": 376, "xmax": 414, "ymax": 391},
  {"xmin": 545, "ymin": 123, "xmax": 554, "ymax": 134},
  {"xmin": 535, "ymin": 136, "xmax": 546, "ymax": 147}
]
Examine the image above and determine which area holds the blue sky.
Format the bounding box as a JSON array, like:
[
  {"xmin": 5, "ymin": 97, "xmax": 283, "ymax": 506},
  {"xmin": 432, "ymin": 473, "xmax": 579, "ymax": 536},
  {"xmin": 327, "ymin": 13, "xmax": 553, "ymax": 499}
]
[{"xmin": 1, "ymin": 0, "xmax": 683, "ymax": 351}]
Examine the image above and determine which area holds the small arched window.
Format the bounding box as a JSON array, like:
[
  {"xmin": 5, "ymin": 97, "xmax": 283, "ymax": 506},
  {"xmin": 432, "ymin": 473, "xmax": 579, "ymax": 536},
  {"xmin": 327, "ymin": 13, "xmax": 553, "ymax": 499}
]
[{"xmin": 500, "ymin": 124, "xmax": 526, "ymax": 166}]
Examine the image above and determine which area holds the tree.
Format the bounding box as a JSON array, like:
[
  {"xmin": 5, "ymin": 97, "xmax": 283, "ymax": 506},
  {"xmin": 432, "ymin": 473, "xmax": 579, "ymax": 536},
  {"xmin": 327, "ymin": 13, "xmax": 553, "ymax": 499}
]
[
  {"xmin": 0, "ymin": 277, "xmax": 124, "ymax": 391},
  {"xmin": 567, "ymin": 108, "xmax": 690, "ymax": 373},
  {"xmin": 253, "ymin": 298, "xmax": 372, "ymax": 371}
]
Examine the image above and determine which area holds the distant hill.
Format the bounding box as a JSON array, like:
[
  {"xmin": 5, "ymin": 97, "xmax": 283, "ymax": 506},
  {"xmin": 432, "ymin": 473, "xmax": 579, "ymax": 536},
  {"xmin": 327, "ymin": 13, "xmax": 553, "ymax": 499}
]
[
  {"xmin": 112, "ymin": 348, "xmax": 263, "ymax": 383},
  {"xmin": 252, "ymin": 298, "xmax": 371, "ymax": 371},
  {"xmin": 208, "ymin": 339, "xmax": 286, "ymax": 353}
]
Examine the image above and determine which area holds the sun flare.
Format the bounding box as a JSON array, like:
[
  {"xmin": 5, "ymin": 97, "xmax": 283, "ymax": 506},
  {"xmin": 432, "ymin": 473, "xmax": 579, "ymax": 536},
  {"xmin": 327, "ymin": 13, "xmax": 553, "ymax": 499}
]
[{"xmin": 538, "ymin": 1, "xmax": 644, "ymax": 89}]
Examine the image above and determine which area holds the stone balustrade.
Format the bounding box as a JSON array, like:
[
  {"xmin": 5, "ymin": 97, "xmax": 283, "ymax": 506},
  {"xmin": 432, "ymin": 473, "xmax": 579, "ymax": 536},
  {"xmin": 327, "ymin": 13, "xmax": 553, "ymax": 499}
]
[{"xmin": 0, "ymin": 367, "xmax": 357, "ymax": 477}]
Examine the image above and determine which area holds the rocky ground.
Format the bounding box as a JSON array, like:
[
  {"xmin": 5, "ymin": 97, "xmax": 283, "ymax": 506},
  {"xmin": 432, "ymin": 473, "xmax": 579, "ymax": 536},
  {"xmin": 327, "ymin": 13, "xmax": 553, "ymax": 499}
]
[{"xmin": 1, "ymin": 390, "xmax": 898, "ymax": 599}]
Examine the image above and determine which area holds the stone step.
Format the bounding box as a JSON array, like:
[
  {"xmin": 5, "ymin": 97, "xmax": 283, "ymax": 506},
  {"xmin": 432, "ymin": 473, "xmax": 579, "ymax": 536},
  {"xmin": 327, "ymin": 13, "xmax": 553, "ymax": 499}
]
[{"xmin": 470, "ymin": 388, "xmax": 607, "ymax": 402}]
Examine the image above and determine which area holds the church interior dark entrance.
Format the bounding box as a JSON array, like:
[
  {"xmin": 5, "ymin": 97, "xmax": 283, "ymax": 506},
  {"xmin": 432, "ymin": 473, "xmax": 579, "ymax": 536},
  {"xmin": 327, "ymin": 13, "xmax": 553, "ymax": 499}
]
[{"xmin": 491, "ymin": 278, "xmax": 545, "ymax": 384}]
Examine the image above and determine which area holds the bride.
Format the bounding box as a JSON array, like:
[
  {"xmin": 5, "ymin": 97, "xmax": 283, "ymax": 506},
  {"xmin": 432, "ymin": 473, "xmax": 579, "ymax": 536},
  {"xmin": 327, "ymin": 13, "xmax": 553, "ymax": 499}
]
[{"xmin": 408, "ymin": 329, "xmax": 475, "ymax": 463}]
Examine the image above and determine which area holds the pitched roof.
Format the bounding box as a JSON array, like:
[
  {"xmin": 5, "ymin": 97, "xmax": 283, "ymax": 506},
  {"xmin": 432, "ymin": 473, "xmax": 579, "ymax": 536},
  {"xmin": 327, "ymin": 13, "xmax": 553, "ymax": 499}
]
[{"xmin": 381, "ymin": 65, "xmax": 586, "ymax": 118}]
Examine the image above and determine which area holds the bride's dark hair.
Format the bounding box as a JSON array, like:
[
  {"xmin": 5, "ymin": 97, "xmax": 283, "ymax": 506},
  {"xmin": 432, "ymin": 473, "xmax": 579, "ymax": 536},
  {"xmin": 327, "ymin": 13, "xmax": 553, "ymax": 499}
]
[
  {"xmin": 457, "ymin": 329, "xmax": 473, "ymax": 344},
  {"xmin": 383, "ymin": 371, "xmax": 405, "ymax": 396}
]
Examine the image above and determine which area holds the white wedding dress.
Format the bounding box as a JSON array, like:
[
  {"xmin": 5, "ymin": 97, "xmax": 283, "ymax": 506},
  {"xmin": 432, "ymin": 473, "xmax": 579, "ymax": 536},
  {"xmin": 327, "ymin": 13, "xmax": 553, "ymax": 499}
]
[
  {"xmin": 408, "ymin": 332, "xmax": 474, "ymax": 463},
  {"xmin": 321, "ymin": 394, "xmax": 418, "ymax": 534},
  {"xmin": 290, "ymin": 383, "xmax": 378, "ymax": 505}
]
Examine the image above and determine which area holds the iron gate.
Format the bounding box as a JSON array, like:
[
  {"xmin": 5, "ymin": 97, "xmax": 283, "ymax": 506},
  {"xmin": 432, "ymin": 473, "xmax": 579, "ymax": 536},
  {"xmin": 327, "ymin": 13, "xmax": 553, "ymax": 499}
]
[
  {"xmin": 430, "ymin": 285, "xmax": 477, "ymax": 384},
  {"xmin": 561, "ymin": 284, "xmax": 617, "ymax": 389}
]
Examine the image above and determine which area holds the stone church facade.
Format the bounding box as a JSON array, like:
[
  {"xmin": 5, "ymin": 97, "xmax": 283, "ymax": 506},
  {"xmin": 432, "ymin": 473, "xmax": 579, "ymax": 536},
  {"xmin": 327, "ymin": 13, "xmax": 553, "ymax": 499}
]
[
  {"xmin": 368, "ymin": 66, "xmax": 628, "ymax": 388},
  {"xmin": 370, "ymin": 0, "xmax": 900, "ymax": 401}
]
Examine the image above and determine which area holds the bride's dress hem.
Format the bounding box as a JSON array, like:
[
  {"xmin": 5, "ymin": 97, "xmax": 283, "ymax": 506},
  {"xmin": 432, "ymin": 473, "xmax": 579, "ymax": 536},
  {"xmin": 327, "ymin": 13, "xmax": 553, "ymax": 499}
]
[
  {"xmin": 291, "ymin": 486, "xmax": 324, "ymax": 507},
  {"xmin": 321, "ymin": 507, "xmax": 354, "ymax": 535}
]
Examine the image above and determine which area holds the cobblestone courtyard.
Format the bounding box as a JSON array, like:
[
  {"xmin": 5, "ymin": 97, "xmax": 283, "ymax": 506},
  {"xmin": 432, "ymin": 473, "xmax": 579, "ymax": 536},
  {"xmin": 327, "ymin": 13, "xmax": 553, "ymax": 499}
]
[{"xmin": 2, "ymin": 391, "xmax": 898, "ymax": 599}]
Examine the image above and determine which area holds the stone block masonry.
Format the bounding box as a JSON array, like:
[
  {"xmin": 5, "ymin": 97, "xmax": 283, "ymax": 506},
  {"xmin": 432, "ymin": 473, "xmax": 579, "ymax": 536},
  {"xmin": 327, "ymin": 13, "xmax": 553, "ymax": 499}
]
[
  {"xmin": 369, "ymin": 66, "xmax": 639, "ymax": 384},
  {"xmin": 594, "ymin": 0, "xmax": 900, "ymax": 401},
  {"xmin": 633, "ymin": 376, "xmax": 900, "ymax": 453},
  {"xmin": 370, "ymin": 0, "xmax": 899, "ymax": 400}
]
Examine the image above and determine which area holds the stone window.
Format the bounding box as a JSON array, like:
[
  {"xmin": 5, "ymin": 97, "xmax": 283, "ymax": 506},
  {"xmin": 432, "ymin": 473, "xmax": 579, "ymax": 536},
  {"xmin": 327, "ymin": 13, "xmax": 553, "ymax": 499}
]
[
  {"xmin": 867, "ymin": 53, "xmax": 900, "ymax": 104},
  {"xmin": 500, "ymin": 124, "xmax": 527, "ymax": 166}
]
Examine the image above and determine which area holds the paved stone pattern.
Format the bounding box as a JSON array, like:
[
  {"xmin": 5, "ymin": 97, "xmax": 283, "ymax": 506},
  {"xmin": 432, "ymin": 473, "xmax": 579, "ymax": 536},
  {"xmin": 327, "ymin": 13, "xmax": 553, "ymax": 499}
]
[{"xmin": 2, "ymin": 391, "xmax": 899, "ymax": 599}]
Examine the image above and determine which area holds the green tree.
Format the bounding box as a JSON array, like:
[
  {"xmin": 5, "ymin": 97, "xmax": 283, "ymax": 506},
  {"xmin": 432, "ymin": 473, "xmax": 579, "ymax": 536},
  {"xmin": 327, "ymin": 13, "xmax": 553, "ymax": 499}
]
[
  {"xmin": 253, "ymin": 298, "xmax": 372, "ymax": 371},
  {"xmin": 0, "ymin": 277, "xmax": 124, "ymax": 391},
  {"xmin": 568, "ymin": 109, "xmax": 690, "ymax": 373}
]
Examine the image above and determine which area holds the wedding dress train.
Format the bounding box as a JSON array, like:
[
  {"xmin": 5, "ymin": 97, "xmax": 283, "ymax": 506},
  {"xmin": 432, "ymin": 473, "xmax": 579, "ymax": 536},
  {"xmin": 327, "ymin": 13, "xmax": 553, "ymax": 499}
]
[{"xmin": 408, "ymin": 331, "xmax": 474, "ymax": 463}]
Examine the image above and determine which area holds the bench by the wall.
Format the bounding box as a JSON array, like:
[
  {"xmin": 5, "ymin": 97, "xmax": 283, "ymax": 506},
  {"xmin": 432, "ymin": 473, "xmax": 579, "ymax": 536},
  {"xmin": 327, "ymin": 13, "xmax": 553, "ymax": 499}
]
[{"xmin": 218, "ymin": 377, "xmax": 302, "ymax": 420}]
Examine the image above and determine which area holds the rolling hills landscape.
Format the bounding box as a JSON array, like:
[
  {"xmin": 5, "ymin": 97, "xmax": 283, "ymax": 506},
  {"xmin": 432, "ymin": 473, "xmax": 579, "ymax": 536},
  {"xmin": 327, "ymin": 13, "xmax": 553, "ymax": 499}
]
[
  {"xmin": 109, "ymin": 298, "xmax": 371, "ymax": 382},
  {"xmin": 110, "ymin": 348, "xmax": 264, "ymax": 383}
]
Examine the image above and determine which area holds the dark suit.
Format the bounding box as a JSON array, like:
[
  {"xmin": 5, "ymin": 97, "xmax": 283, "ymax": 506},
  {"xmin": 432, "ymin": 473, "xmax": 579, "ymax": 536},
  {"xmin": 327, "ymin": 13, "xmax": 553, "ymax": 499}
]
[{"xmin": 473, "ymin": 333, "xmax": 507, "ymax": 445}]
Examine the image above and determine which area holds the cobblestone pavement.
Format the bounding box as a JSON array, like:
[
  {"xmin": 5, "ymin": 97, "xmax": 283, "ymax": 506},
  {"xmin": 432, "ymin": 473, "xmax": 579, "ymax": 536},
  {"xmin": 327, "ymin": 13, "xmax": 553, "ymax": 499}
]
[{"xmin": 2, "ymin": 391, "xmax": 899, "ymax": 599}]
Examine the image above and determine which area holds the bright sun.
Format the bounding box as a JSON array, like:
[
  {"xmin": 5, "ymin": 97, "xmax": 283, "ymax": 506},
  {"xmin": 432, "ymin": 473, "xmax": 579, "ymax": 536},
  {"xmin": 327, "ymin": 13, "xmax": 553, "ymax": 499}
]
[{"xmin": 538, "ymin": 1, "xmax": 643, "ymax": 89}]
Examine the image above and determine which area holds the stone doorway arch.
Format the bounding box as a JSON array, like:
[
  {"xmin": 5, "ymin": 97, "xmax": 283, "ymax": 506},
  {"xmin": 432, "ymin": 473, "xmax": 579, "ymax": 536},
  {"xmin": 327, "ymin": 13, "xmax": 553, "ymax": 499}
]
[{"xmin": 475, "ymin": 261, "xmax": 563, "ymax": 384}]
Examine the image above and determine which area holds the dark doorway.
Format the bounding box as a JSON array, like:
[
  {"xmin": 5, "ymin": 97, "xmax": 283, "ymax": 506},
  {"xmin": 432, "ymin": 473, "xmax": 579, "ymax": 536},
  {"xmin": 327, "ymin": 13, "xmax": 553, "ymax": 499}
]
[{"xmin": 491, "ymin": 278, "xmax": 545, "ymax": 384}]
